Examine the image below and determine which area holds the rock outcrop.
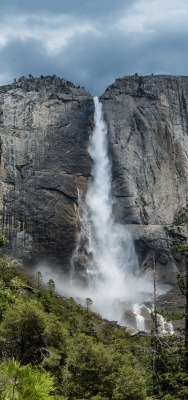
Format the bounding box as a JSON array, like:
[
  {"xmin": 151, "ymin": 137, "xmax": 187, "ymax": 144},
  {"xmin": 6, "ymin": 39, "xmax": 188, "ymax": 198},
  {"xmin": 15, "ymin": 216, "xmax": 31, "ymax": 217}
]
[
  {"xmin": 0, "ymin": 75, "xmax": 93, "ymax": 266},
  {"xmin": 100, "ymin": 75, "xmax": 188, "ymax": 284}
]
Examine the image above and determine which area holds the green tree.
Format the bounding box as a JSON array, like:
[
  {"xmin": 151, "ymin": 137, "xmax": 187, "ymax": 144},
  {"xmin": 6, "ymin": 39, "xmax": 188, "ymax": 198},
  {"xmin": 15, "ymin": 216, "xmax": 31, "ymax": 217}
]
[
  {"xmin": 62, "ymin": 333, "xmax": 112, "ymax": 399},
  {"xmin": 0, "ymin": 256, "xmax": 18, "ymax": 285},
  {"xmin": 0, "ymin": 233, "xmax": 5, "ymax": 247},
  {"xmin": 82, "ymin": 297, "xmax": 94, "ymax": 334},
  {"xmin": 61, "ymin": 333, "xmax": 147, "ymax": 400},
  {"xmin": 112, "ymin": 360, "xmax": 147, "ymax": 400},
  {"xmin": 68, "ymin": 297, "xmax": 78, "ymax": 337},
  {"xmin": 47, "ymin": 279, "xmax": 56, "ymax": 295},
  {"xmin": 42, "ymin": 313, "xmax": 67, "ymax": 378},
  {"xmin": 0, "ymin": 301, "xmax": 46, "ymax": 364},
  {"xmin": 36, "ymin": 271, "xmax": 43, "ymax": 289},
  {"xmin": 0, "ymin": 280, "xmax": 13, "ymax": 321},
  {"xmin": 0, "ymin": 359, "xmax": 55, "ymax": 399}
]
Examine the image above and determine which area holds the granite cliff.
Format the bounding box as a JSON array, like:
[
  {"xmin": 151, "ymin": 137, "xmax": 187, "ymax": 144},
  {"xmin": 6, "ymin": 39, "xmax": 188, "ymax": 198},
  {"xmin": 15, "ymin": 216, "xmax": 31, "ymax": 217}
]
[
  {"xmin": 101, "ymin": 75, "xmax": 188, "ymax": 286},
  {"xmin": 0, "ymin": 74, "xmax": 187, "ymax": 286},
  {"xmin": 0, "ymin": 75, "xmax": 93, "ymax": 266}
]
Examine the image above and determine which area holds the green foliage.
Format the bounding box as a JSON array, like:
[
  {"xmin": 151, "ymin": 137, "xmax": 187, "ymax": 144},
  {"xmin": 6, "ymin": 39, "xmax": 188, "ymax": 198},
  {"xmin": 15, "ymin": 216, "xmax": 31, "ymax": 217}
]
[
  {"xmin": 0, "ymin": 280, "xmax": 14, "ymax": 321},
  {"xmin": 81, "ymin": 297, "xmax": 95, "ymax": 335},
  {"xmin": 112, "ymin": 361, "xmax": 146, "ymax": 400},
  {"xmin": 0, "ymin": 359, "xmax": 55, "ymax": 399},
  {"xmin": 176, "ymin": 272, "xmax": 188, "ymax": 299},
  {"xmin": 0, "ymin": 233, "xmax": 5, "ymax": 247},
  {"xmin": 149, "ymin": 244, "xmax": 188, "ymax": 399},
  {"xmin": 47, "ymin": 279, "xmax": 56, "ymax": 295},
  {"xmin": 61, "ymin": 333, "xmax": 147, "ymax": 400},
  {"xmin": 10, "ymin": 276, "xmax": 25, "ymax": 288},
  {"xmin": 0, "ymin": 301, "xmax": 47, "ymax": 364},
  {"xmin": 36, "ymin": 271, "xmax": 43, "ymax": 288},
  {"xmin": 170, "ymin": 245, "xmax": 188, "ymax": 372},
  {"xmin": 160, "ymin": 371, "xmax": 188, "ymax": 399},
  {"xmin": 171, "ymin": 245, "xmax": 188, "ymax": 253},
  {"xmin": 173, "ymin": 206, "xmax": 188, "ymax": 226},
  {"xmin": 62, "ymin": 333, "xmax": 112, "ymax": 399},
  {"xmin": 0, "ymin": 256, "xmax": 18, "ymax": 285},
  {"xmin": 2, "ymin": 251, "xmax": 186, "ymax": 399},
  {"xmin": 67, "ymin": 297, "xmax": 79, "ymax": 337}
]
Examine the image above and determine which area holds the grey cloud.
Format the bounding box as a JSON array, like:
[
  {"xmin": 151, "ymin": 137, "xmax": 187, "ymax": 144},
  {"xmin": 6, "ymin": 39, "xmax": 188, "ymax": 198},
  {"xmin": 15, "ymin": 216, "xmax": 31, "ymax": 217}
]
[
  {"xmin": 1, "ymin": 27, "xmax": 188, "ymax": 96},
  {"xmin": 0, "ymin": 0, "xmax": 188, "ymax": 95},
  {"xmin": 1, "ymin": 0, "xmax": 133, "ymax": 19},
  {"xmin": 0, "ymin": 38, "xmax": 58, "ymax": 80}
]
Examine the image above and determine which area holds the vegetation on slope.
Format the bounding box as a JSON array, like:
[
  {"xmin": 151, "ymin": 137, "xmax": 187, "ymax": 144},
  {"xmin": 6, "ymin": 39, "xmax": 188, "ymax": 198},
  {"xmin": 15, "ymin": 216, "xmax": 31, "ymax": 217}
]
[{"xmin": 0, "ymin": 239, "xmax": 187, "ymax": 399}]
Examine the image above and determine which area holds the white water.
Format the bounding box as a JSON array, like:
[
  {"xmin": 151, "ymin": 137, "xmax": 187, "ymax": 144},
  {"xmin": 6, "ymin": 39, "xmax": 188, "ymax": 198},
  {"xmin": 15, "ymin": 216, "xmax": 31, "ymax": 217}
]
[
  {"xmin": 133, "ymin": 304, "xmax": 145, "ymax": 331},
  {"xmin": 157, "ymin": 314, "xmax": 174, "ymax": 336},
  {"xmin": 70, "ymin": 97, "xmax": 154, "ymax": 322},
  {"xmin": 32, "ymin": 97, "xmax": 173, "ymax": 330},
  {"xmin": 86, "ymin": 98, "xmax": 138, "ymax": 285}
]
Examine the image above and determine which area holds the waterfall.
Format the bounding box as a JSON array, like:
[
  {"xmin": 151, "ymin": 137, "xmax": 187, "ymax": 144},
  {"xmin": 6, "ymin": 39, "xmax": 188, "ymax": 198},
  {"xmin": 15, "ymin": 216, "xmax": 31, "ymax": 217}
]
[
  {"xmin": 133, "ymin": 304, "xmax": 145, "ymax": 331},
  {"xmin": 30, "ymin": 96, "xmax": 174, "ymax": 332},
  {"xmin": 84, "ymin": 98, "xmax": 137, "ymax": 316},
  {"xmin": 34, "ymin": 97, "xmax": 172, "ymax": 330},
  {"xmin": 70, "ymin": 97, "xmax": 153, "ymax": 321},
  {"xmin": 157, "ymin": 314, "xmax": 174, "ymax": 336},
  {"xmin": 86, "ymin": 97, "xmax": 139, "ymax": 281}
]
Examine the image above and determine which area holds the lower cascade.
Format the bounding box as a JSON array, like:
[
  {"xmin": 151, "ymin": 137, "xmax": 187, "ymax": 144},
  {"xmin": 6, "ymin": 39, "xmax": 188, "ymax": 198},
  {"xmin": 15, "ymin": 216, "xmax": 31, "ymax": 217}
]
[
  {"xmin": 157, "ymin": 314, "xmax": 174, "ymax": 336},
  {"xmin": 70, "ymin": 97, "xmax": 155, "ymax": 326},
  {"xmin": 133, "ymin": 304, "xmax": 145, "ymax": 332}
]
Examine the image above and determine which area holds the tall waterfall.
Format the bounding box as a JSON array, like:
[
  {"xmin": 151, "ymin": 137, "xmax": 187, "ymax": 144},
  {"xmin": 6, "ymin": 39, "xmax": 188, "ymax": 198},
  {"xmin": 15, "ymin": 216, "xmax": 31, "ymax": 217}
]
[
  {"xmin": 86, "ymin": 97, "xmax": 138, "ymax": 284},
  {"xmin": 71, "ymin": 97, "xmax": 153, "ymax": 322},
  {"xmin": 33, "ymin": 97, "xmax": 172, "ymax": 329},
  {"xmin": 83, "ymin": 98, "xmax": 136, "ymax": 317}
]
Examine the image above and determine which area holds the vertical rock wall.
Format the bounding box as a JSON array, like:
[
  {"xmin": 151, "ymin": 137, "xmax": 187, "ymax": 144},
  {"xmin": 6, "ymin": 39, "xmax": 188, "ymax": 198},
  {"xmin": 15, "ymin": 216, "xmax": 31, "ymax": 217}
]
[
  {"xmin": 101, "ymin": 75, "xmax": 188, "ymax": 225},
  {"xmin": 0, "ymin": 76, "xmax": 93, "ymax": 266},
  {"xmin": 101, "ymin": 75, "xmax": 188, "ymax": 284}
]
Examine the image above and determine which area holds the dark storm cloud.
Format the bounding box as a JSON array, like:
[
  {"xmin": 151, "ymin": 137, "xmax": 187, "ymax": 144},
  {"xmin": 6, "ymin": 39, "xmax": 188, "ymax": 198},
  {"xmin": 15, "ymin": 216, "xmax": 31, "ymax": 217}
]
[{"xmin": 0, "ymin": 0, "xmax": 188, "ymax": 94}]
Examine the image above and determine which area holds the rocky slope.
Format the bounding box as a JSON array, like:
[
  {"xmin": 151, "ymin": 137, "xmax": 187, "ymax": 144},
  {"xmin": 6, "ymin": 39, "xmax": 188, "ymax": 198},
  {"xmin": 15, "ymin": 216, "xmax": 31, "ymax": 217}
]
[
  {"xmin": 0, "ymin": 75, "xmax": 93, "ymax": 266},
  {"xmin": 100, "ymin": 75, "xmax": 188, "ymax": 285}
]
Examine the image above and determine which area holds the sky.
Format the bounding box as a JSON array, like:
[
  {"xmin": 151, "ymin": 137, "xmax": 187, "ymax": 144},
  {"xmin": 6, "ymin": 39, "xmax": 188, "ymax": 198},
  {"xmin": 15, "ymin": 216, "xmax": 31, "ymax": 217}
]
[{"xmin": 0, "ymin": 0, "xmax": 188, "ymax": 95}]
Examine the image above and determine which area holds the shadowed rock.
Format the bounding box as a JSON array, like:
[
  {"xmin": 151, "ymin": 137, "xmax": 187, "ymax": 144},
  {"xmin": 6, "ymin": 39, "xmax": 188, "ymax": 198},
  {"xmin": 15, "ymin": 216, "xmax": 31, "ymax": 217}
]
[{"xmin": 0, "ymin": 75, "xmax": 93, "ymax": 266}]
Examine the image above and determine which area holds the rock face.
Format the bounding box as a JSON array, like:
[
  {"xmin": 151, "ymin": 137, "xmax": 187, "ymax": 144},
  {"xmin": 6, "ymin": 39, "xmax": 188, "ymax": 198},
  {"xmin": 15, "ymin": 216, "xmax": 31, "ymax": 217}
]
[
  {"xmin": 101, "ymin": 75, "xmax": 188, "ymax": 226},
  {"xmin": 0, "ymin": 75, "xmax": 93, "ymax": 266},
  {"xmin": 100, "ymin": 75, "xmax": 188, "ymax": 284},
  {"xmin": 0, "ymin": 74, "xmax": 188, "ymax": 285}
]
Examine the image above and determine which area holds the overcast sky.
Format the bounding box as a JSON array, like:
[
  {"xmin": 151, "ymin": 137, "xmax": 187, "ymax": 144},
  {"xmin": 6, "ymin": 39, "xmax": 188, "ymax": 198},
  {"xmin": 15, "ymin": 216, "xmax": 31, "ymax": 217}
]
[{"xmin": 0, "ymin": 0, "xmax": 187, "ymax": 95}]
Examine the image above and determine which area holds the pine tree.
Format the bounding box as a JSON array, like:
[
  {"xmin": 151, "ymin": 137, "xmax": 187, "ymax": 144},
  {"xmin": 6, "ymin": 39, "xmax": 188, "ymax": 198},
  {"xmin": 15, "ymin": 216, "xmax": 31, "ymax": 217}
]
[
  {"xmin": 47, "ymin": 279, "xmax": 56, "ymax": 295},
  {"xmin": 0, "ymin": 360, "xmax": 55, "ymax": 399}
]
